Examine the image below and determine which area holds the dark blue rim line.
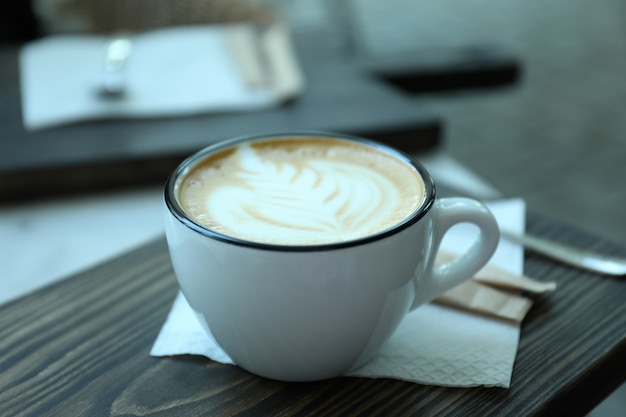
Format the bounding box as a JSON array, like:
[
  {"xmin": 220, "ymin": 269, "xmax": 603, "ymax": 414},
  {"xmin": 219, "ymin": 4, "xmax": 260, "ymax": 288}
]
[{"xmin": 164, "ymin": 130, "xmax": 436, "ymax": 252}]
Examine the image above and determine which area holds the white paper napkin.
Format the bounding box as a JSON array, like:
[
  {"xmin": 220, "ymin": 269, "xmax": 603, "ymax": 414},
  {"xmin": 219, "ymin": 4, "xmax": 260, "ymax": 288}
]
[
  {"xmin": 151, "ymin": 199, "xmax": 526, "ymax": 388},
  {"xmin": 19, "ymin": 23, "xmax": 303, "ymax": 131}
]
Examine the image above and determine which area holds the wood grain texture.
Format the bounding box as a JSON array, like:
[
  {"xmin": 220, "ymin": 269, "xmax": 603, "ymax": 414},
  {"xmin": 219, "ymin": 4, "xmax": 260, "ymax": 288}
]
[{"xmin": 1, "ymin": 214, "xmax": 625, "ymax": 417}]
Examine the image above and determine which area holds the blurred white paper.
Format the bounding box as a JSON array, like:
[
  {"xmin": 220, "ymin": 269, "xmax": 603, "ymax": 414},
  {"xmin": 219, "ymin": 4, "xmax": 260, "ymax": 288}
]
[
  {"xmin": 19, "ymin": 24, "xmax": 303, "ymax": 130},
  {"xmin": 151, "ymin": 199, "xmax": 526, "ymax": 388}
]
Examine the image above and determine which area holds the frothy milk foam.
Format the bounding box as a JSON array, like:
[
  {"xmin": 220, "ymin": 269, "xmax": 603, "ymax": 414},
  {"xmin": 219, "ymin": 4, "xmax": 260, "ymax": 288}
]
[{"xmin": 178, "ymin": 137, "xmax": 426, "ymax": 245}]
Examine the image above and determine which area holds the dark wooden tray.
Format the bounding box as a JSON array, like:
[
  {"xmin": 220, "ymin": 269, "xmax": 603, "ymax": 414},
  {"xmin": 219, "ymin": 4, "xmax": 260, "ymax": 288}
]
[{"xmin": 1, "ymin": 212, "xmax": 625, "ymax": 417}]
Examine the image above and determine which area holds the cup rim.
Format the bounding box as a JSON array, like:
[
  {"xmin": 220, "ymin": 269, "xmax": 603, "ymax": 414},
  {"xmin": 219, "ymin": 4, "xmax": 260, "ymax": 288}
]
[{"xmin": 164, "ymin": 130, "xmax": 436, "ymax": 252}]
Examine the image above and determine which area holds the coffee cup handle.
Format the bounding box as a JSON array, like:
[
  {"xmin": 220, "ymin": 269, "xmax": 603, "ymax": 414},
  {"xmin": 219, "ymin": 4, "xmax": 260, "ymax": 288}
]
[{"xmin": 410, "ymin": 198, "xmax": 500, "ymax": 310}]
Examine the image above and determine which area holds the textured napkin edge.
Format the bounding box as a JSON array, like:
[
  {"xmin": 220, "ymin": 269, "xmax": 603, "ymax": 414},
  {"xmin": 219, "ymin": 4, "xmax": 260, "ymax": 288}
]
[
  {"xmin": 152, "ymin": 292, "xmax": 518, "ymax": 388},
  {"xmin": 345, "ymin": 303, "xmax": 519, "ymax": 388},
  {"xmin": 151, "ymin": 292, "xmax": 235, "ymax": 365}
]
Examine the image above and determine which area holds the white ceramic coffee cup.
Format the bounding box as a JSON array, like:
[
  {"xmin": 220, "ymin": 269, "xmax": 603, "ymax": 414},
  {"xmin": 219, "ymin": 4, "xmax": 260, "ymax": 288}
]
[{"xmin": 163, "ymin": 131, "xmax": 500, "ymax": 382}]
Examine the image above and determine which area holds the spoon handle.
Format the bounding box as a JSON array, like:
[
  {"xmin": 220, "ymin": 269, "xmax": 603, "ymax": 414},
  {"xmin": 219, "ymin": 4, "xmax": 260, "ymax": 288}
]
[
  {"xmin": 100, "ymin": 36, "xmax": 132, "ymax": 98},
  {"xmin": 501, "ymin": 230, "xmax": 626, "ymax": 276}
]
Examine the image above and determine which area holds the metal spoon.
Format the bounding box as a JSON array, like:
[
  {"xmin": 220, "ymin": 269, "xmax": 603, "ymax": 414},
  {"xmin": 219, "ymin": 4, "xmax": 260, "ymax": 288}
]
[
  {"xmin": 501, "ymin": 229, "xmax": 626, "ymax": 277},
  {"xmin": 434, "ymin": 182, "xmax": 626, "ymax": 276},
  {"xmin": 98, "ymin": 35, "xmax": 132, "ymax": 98}
]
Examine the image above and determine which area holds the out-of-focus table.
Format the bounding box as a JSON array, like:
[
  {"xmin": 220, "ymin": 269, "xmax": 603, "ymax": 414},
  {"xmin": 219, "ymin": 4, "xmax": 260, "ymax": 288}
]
[{"xmin": 0, "ymin": 27, "xmax": 443, "ymax": 202}]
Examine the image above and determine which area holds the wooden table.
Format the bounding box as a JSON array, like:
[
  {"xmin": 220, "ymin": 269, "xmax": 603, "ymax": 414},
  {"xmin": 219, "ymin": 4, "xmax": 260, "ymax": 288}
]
[{"xmin": 1, "ymin": 211, "xmax": 625, "ymax": 417}]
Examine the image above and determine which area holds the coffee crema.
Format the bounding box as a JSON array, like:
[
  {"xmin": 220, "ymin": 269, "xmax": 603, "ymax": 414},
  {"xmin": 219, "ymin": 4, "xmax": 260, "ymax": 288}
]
[{"xmin": 178, "ymin": 136, "xmax": 426, "ymax": 245}]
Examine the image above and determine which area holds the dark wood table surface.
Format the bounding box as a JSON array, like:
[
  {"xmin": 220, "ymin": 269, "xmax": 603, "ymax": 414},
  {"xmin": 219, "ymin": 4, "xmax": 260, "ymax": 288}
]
[{"xmin": 1, "ymin": 210, "xmax": 625, "ymax": 417}]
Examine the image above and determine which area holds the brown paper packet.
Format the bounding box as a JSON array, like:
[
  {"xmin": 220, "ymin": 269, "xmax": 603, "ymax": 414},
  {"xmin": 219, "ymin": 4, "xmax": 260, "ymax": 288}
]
[
  {"xmin": 473, "ymin": 263, "xmax": 557, "ymax": 293},
  {"xmin": 433, "ymin": 251, "xmax": 557, "ymax": 322},
  {"xmin": 436, "ymin": 251, "xmax": 557, "ymax": 294},
  {"xmin": 226, "ymin": 25, "xmax": 269, "ymax": 87},
  {"xmin": 435, "ymin": 280, "xmax": 532, "ymax": 323},
  {"xmin": 226, "ymin": 21, "xmax": 305, "ymax": 97}
]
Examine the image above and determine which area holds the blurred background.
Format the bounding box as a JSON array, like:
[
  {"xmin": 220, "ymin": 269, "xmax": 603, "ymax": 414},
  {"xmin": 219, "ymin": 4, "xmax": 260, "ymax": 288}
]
[
  {"xmin": 266, "ymin": 0, "xmax": 626, "ymax": 246},
  {"xmin": 1, "ymin": 1, "xmax": 625, "ymax": 415},
  {"xmin": 3, "ymin": 0, "xmax": 624, "ymax": 244}
]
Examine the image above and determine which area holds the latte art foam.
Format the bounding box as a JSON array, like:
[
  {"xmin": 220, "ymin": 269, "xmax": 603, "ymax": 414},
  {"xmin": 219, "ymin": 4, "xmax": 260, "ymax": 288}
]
[{"xmin": 178, "ymin": 137, "xmax": 425, "ymax": 245}]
